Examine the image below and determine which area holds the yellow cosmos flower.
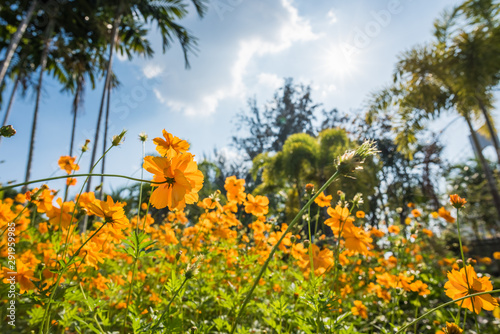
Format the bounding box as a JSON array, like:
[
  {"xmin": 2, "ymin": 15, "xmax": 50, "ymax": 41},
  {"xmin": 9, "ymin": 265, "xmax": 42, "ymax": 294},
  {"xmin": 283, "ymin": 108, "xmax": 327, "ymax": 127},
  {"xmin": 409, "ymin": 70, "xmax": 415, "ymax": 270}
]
[
  {"xmin": 314, "ymin": 192, "xmax": 332, "ymax": 207},
  {"xmin": 224, "ymin": 176, "xmax": 246, "ymax": 204},
  {"xmin": 143, "ymin": 153, "xmax": 204, "ymax": 211},
  {"xmin": 442, "ymin": 322, "xmax": 463, "ymax": 334},
  {"xmin": 351, "ymin": 300, "xmax": 368, "ymax": 319},
  {"xmin": 244, "ymin": 194, "xmax": 269, "ymax": 216},
  {"xmin": 58, "ymin": 155, "xmax": 80, "ymax": 174},
  {"xmin": 87, "ymin": 196, "xmax": 129, "ymax": 226},
  {"xmin": 2, "ymin": 260, "xmax": 40, "ymax": 294},
  {"xmin": 153, "ymin": 129, "xmax": 190, "ymax": 158},
  {"xmin": 444, "ymin": 265, "xmax": 498, "ymax": 314},
  {"xmin": 449, "ymin": 194, "xmax": 467, "ymax": 209}
]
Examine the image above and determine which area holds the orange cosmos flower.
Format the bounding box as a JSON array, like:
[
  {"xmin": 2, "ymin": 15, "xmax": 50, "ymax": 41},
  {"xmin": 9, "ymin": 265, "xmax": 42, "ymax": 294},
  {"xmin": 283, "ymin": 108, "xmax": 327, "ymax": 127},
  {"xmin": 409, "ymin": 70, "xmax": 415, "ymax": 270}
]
[
  {"xmin": 224, "ymin": 176, "xmax": 246, "ymax": 204},
  {"xmin": 444, "ymin": 265, "xmax": 498, "ymax": 314},
  {"xmin": 343, "ymin": 226, "xmax": 372, "ymax": 255},
  {"xmin": 2, "ymin": 260, "xmax": 40, "ymax": 294},
  {"xmin": 66, "ymin": 177, "xmax": 77, "ymax": 186},
  {"xmin": 422, "ymin": 228, "xmax": 433, "ymax": 237},
  {"xmin": 324, "ymin": 205, "xmax": 354, "ymax": 235},
  {"xmin": 442, "ymin": 322, "xmax": 463, "ymax": 334},
  {"xmin": 351, "ymin": 300, "xmax": 368, "ymax": 319},
  {"xmin": 410, "ymin": 280, "xmax": 430, "ymax": 296},
  {"xmin": 143, "ymin": 153, "xmax": 204, "ymax": 211},
  {"xmin": 370, "ymin": 227, "xmax": 385, "ymax": 238},
  {"xmin": 438, "ymin": 207, "xmax": 456, "ymax": 223},
  {"xmin": 449, "ymin": 194, "xmax": 467, "ymax": 209},
  {"xmin": 494, "ymin": 252, "xmax": 500, "ymax": 260},
  {"xmin": 244, "ymin": 194, "xmax": 269, "ymax": 216},
  {"xmin": 153, "ymin": 129, "xmax": 190, "ymax": 158},
  {"xmin": 356, "ymin": 211, "xmax": 365, "ymax": 218},
  {"xmin": 314, "ymin": 192, "xmax": 332, "ymax": 207},
  {"xmin": 58, "ymin": 156, "xmax": 80, "ymax": 174},
  {"xmin": 411, "ymin": 209, "xmax": 421, "ymax": 218},
  {"xmin": 87, "ymin": 196, "xmax": 129, "ymax": 226},
  {"xmin": 388, "ymin": 225, "xmax": 400, "ymax": 234}
]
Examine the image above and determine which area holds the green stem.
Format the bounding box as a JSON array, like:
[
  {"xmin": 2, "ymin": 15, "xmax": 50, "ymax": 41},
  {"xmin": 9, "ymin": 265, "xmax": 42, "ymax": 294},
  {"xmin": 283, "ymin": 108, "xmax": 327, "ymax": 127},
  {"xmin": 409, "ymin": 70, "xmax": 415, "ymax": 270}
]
[
  {"xmin": 0, "ymin": 173, "xmax": 169, "ymax": 191},
  {"xmin": 122, "ymin": 254, "xmax": 138, "ymax": 333},
  {"xmin": 39, "ymin": 222, "xmax": 109, "ymax": 334},
  {"xmin": 395, "ymin": 289, "xmax": 500, "ymax": 333},
  {"xmin": 151, "ymin": 277, "xmax": 189, "ymax": 331},
  {"xmin": 79, "ymin": 282, "xmax": 106, "ymax": 333},
  {"xmin": 229, "ymin": 171, "xmax": 341, "ymax": 334}
]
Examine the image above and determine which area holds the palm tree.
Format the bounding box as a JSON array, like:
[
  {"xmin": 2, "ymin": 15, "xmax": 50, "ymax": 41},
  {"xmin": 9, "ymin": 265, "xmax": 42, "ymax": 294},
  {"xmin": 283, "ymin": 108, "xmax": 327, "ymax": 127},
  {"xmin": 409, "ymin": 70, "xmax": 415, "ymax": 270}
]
[
  {"xmin": 23, "ymin": 11, "xmax": 57, "ymax": 191},
  {"xmin": 0, "ymin": 0, "xmax": 39, "ymax": 87},
  {"xmin": 368, "ymin": 43, "xmax": 500, "ymax": 222},
  {"xmin": 99, "ymin": 18, "xmax": 154, "ymax": 199},
  {"xmin": 0, "ymin": 42, "xmax": 36, "ymax": 147},
  {"xmin": 434, "ymin": 0, "xmax": 500, "ymax": 163},
  {"xmin": 86, "ymin": 0, "xmax": 208, "ymax": 194}
]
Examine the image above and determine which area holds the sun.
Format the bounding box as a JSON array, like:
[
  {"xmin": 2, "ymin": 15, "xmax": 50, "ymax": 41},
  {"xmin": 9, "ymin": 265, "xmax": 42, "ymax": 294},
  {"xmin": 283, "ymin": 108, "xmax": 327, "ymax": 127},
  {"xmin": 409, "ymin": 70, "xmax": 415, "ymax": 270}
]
[{"xmin": 319, "ymin": 43, "xmax": 361, "ymax": 79}]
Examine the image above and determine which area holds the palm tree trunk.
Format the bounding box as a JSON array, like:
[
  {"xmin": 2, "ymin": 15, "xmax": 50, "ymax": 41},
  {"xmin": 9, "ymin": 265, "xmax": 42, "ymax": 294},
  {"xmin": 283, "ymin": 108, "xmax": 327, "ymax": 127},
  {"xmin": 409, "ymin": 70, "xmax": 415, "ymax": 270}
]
[
  {"xmin": 465, "ymin": 114, "xmax": 500, "ymax": 223},
  {"xmin": 86, "ymin": 6, "xmax": 122, "ymax": 193},
  {"xmin": 69, "ymin": 78, "xmax": 82, "ymax": 157},
  {"xmin": 23, "ymin": 18, "xmax": 54, "ymax": 192},
  {"xmin": 0, "ymin": 75, "xmax": 20, "ymax": 147},
  {"xmin": 476, "ymin": 97, "xmax": 500, "ymax": 164},
  {"xmin": 0, "ymin": 0, "xmax": 38, "ymax": 86},
  {"xmin": 100, "ymin": 81, "xmax": 112, "ymax": 200}
]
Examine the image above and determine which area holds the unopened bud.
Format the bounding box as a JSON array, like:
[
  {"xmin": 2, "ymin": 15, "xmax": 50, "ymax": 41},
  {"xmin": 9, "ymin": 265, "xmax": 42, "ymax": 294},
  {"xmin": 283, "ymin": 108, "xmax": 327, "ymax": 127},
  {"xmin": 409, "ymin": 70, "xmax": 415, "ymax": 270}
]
[
  {"xmin": 175, "ymin": 251, "xmax": 182, "ymax": 261},
  {"xmin": 303, "ymin": 240, "xmax": 310, "ymax": 247},
  {"xmin": 112, "ymin": 130, "xmax": 127, "ymax": 146},
  {"xmin": 0, "ymin": 125, "xmax": 16, "ymax": 137},
  {"xmin": 190, "ymin": 327, "xmax": 198, "ymax": 333},
  {"xmin": 305, "ymin": 183, "xmax": 314, "ymax": 193},
  {"xmin": 81, "ymin": 139, "xmax": 91, "ymax": 152},
  {"xmin": 467, "ymin": 258, "xmax": 476, "ymax": 265},
  {"xmin": 290, "ymin": 235, "xmax": 296, "ymax": 243}
]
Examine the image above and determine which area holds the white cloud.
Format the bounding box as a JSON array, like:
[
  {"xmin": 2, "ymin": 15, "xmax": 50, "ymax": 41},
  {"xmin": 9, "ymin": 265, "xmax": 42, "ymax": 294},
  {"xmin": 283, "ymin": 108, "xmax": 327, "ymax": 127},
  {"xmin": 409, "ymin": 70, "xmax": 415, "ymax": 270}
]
[
  {"xmin": 257, "ymin": 73, "xmax": 284, "ymax": 89},
  {"xmin": 143, "ymin": 64, "xmax": 164, "ymax": 78},
  {"xmin": 327, "ymin": 9, "xmax": 338, "ymax": 24},
  {"xmin": 156, "ymin": 0, "xmax": 319, "ymax": 117}
]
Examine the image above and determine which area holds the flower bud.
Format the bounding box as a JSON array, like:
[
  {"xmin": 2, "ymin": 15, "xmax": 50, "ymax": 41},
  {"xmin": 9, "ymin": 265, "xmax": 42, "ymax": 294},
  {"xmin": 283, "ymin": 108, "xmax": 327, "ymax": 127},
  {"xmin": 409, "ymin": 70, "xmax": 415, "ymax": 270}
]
[
  {"xmin": 81, "ymin": 139, "xmax": 91, "ymax": 152},
  {"xmin": 112, "ymin": 130, "xmax": 127, "ymax": 146}
]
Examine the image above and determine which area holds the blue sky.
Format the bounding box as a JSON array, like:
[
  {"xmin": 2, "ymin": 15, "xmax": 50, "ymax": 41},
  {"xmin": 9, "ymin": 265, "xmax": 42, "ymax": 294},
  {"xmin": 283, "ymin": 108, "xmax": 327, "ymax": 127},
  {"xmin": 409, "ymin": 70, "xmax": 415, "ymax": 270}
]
[{"xmin": 1, "ymin": 0, "xmax": 495, "ymax": 194}]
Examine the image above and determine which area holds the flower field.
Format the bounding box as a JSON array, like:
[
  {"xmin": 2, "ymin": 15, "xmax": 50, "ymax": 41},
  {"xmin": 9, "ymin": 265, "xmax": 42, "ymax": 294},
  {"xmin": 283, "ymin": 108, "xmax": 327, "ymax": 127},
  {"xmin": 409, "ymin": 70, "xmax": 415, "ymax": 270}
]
[{"xmin": 0, "ymin": 130, "xmax": 499, "ymax": 333}]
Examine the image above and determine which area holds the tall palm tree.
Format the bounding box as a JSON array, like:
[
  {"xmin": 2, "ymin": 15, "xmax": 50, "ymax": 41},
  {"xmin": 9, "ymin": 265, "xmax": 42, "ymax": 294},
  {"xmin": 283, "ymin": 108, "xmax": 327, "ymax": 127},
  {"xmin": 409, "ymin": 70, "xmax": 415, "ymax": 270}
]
[
  {"xmin": 99, "ymin": 19, "xmax": 154, "ymax": 198},
  {"xmin": 0, "ymin": 43, "xmax": 36, "ymax": 147},
  {"xmin": 434, "ymin": 0, "xmax": 500, "ymax": 163},
  {"xmin": 0, "ymin": 0, "xmax": 39, "ymax": 86},
  {"xmin": 86, "ymin": 0, "xmax": 208, "ymax": 193},
  {"xmin": 368, "ymin": 44, "xmax": 500, "ymax": 222},
  {"xmin": 23, "ymin": 13, "xmax": 57, "ymax": 191}
]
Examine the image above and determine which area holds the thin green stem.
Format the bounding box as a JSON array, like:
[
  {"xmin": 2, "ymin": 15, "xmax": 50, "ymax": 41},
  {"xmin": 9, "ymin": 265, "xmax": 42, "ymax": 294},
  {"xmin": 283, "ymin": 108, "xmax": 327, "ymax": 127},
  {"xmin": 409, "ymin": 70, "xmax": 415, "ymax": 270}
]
[
  {"xmin": 229, "ymin": 171, "xmax": 341, "ymax": 334},
  {"xmin": 79, "ymin": 282, "xmax": 106, "ymax": 333},
  {"xmin": 122, "ymin": 255, "xmax": 138, "ymax": 333},
  {"xmin": 136, "ymin": 140, "xmax": 145, "ymax": 235},
  {"xmin": 151, "ymin": 277, "xmax": 189, "ymax": 331},
  {"xmin": 39, "ymin": 222, "xmax": 109, "ymax": 334},
  {"xmin": 395, "ymin": 289, "xmax": 500, "ymax": 333},
  {"xmin": 0, "ymin": 173, "xmax": 168, "ymax": 192}
]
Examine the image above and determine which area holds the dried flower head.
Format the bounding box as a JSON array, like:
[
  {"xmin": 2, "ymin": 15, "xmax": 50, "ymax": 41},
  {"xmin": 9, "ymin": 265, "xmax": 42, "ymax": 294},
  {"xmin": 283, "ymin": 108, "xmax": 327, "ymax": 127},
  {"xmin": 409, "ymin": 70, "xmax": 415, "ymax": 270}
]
[
  {"xmin": 335, "ymin": 140, "xmax": 378, "ymax": 175},
  {"xmin": 138, "ymin": 132, "xmax": 148, "ymax": 142}
]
